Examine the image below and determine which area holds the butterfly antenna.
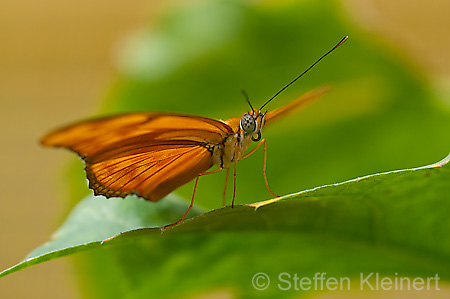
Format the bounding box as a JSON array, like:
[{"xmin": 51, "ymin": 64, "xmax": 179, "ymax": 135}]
[
  {"xmin": 241, "ymin": 89, "xmax": 255, "ymax": 112},
  {"xmin": 260, "ymin": 36, "xmax": 348, "ymax": 110}
]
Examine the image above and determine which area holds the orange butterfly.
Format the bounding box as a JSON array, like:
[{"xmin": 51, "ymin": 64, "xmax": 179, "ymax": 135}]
[{"xmin": 41, "ymin": 36, "xmax": 347, "ymax": 227}]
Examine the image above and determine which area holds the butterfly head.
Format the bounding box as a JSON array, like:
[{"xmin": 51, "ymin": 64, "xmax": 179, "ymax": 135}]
[{"xmin": 240, "ymin": 110, "xmax": 266, "ymax": 142}]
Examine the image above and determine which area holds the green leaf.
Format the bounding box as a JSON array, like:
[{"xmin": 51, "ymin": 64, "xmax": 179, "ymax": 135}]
[
  {"xmin": 2, "ymin": 154, "xmax": 449, "ymax": 298},
  {"xmin": 0, "ymin": 194, "xmax": 204, "ymax": 278}
]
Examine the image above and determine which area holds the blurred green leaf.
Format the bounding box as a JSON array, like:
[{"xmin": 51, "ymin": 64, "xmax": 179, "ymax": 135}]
[{"xmin": 2, "ymin": 155, "xmax": 450, "ymax": 299}]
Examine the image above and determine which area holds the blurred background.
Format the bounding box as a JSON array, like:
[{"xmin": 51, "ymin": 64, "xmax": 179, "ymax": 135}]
[{"xmin": 1, "ymin": 0, "xmax": 450, "ymax": 298}]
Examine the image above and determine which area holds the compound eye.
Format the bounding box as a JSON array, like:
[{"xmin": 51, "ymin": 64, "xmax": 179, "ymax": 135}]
[{"xmin": 240, "ymin": 113, "xmax": 256, "ymax": 133}]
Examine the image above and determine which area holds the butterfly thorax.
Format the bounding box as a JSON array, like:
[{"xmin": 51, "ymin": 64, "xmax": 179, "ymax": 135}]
[{"xmin": 211, "ymin": 132, "xmax": 249, "ymax": 169}]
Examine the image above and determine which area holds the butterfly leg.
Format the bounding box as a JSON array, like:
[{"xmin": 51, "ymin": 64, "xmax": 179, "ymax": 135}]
[
  {"xmin": 240, "ymin": 139, "xmax": 279, "ymax": 198},
  {"xmin": 163, "ymin": 167, "xmax": 225, "ymax": 230},
  {"xmin": 231, "ymin": 143, "xmax": 238, "ymax": 208},
  {"xmin": 162, "ymin": 175, "xmax": 200, "ymax": 229},
  {"xmin": 262, "ymin": 140, "xmax": 280, "ymax": 198},
  {"xmin": 223, "ymin": 167, "xmax": 230, "ymax": 207},
  {"xmin": 200, "ymin": 167, "xmax": 222, "ymax": 176},
  {"xmin": 240, "ymin": 138, "xmax": 265, "ymax": 160}
]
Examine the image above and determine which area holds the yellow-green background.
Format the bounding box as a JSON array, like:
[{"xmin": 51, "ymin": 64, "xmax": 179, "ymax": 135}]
[{"xmin": 1, "ymin": 0, "xmax": 450, "ymax": 298}]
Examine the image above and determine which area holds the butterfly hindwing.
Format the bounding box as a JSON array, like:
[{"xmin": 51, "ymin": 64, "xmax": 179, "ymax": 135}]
[{"xmin": 86, "ymin": 142, "xmax": 214, "ymax": 201}]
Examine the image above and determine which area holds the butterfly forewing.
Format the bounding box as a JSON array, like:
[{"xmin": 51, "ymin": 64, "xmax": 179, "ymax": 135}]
[
  {"xmin": 41, "ymin": 113, "xmax": 234, "ymax": 202},
  {"xmin": 264, "ymin": 87, "xmax": 328, "ymax": 125},
  {"xmin": 41, "ymin": 113, "xmax": 232, "ymax": 158}
]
